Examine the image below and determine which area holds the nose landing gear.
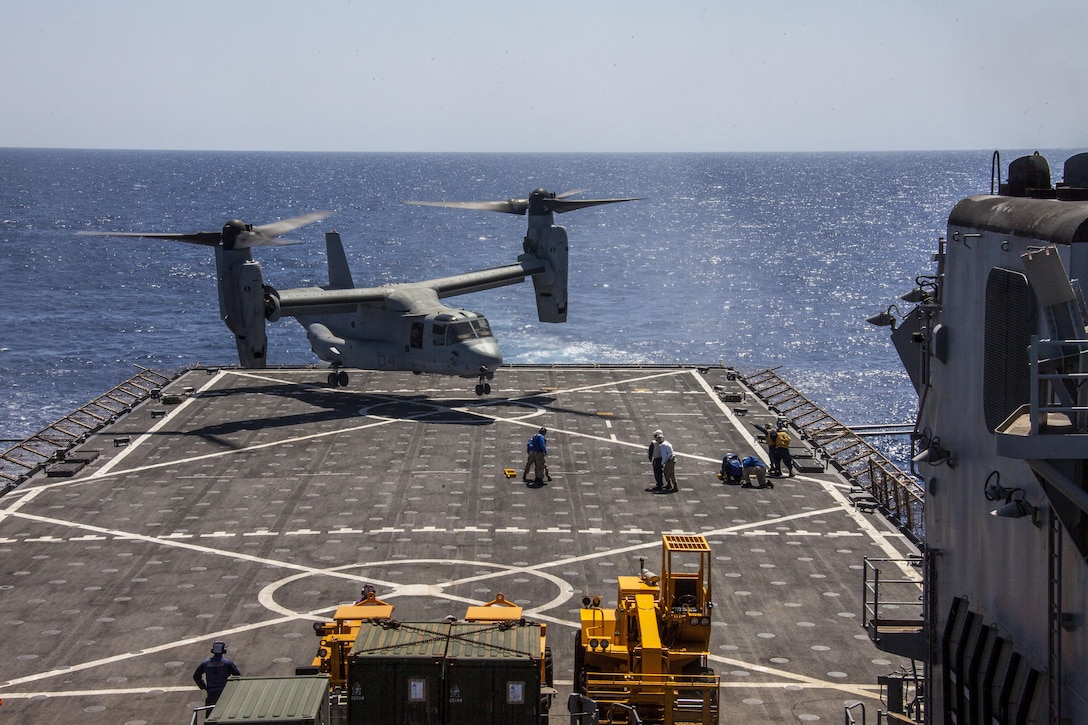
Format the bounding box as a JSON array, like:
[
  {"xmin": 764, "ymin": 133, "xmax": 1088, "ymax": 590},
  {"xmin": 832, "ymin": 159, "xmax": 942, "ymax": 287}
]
[{"xmin": 475, "ymin": 368, "xmax": 494, "ymax": 396}]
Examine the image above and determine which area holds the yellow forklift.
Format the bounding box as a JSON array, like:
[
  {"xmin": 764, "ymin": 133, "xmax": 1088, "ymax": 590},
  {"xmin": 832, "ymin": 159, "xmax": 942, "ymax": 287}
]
[{"xmin": 574, "ymin": 534, "xmax": 719, "ymax": 724}]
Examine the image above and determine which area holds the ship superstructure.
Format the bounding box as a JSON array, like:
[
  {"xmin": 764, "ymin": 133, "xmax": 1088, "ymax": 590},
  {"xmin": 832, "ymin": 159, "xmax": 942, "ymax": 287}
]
[{"xmin": 876, "ymin": 151, "xmax": 1088, "ymax": 723}]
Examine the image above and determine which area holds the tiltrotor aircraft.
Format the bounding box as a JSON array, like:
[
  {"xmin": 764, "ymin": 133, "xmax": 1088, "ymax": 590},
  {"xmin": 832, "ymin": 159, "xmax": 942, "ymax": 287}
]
[{"xmin": 80, "ymin": 190, "xmax": 636, "ymax": 394}]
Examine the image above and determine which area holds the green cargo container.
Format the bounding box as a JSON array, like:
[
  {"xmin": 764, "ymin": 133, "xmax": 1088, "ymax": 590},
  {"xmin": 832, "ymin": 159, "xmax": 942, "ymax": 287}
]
[
  {"xmin": 347, "ymin": 621, "xmax": 545, "ymax": 725},
  {"xmin": 206, "ymin": 675, "xmax": 331, "ymax": 725}
]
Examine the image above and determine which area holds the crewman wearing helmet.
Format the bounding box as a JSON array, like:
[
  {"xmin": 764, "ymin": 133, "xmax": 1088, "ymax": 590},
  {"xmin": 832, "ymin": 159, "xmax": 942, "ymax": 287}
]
[{"xmin": 193, "ymin": 641, "xmax": 242, "ymax": 706}]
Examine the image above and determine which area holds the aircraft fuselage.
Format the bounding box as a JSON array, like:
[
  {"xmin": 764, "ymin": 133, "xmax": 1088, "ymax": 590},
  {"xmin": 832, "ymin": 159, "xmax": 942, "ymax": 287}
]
[{"xmin": 296, "ymin": 300, "xmax": 502, "ymax": 378}]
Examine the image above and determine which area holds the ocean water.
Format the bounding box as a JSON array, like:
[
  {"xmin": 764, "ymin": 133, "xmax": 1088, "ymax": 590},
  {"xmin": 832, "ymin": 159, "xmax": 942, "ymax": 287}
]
[{"xmin": 0, "ymin": 148, "xmax": 1064, "ymax": 460}]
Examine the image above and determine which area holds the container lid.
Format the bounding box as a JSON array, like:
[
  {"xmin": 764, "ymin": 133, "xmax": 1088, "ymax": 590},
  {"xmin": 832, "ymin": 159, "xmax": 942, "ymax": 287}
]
[
  {"xmin": 350, "ymin": 621, "xmax": 542, "ymax": 661},
  {"xmin": 206, "ymin": 675, "xmax": 329, "ymax": 723}
]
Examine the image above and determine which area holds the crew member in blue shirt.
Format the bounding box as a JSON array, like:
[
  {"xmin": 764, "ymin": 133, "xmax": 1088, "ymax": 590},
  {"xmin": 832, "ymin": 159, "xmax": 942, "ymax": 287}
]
[
  {"xmin": 193, "ymin": 641, "xmax": 241, "ymax": 706},
  {"xmin": 741, "ymin": 455, "xmax": 770, "ymax": 489},
  {"xmin": 524, "ymin": 427, "xmax": 549, "ymax": 487}
]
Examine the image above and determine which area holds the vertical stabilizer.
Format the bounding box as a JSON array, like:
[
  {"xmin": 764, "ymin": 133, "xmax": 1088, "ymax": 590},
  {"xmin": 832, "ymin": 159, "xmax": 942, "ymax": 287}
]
[{"xmin": 325, "ymin": 232, "xmax": 355, "ymax": 290}]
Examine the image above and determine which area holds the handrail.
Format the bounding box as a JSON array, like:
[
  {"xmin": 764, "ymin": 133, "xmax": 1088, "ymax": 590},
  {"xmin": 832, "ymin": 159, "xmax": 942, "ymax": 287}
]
[
  {"xmin": 742, "ymin": 367, "xmax": 925, "ymax": 544},
  {"xmin": 863, "ymin": 558, "xmax": 924, "ymax": 636},
  {"xmin": 844, "ymin": 701, "xmax": 866, "ymax": 725},
  {"xmin": 1028, "ymin": 336, "xmax": 1088, "ymax": 435},
  {"xmin": 1, "ymin": 366, "xmax": 184, "ymax": 495},
  {"xmin": 189, "ymin": 705, "xmax": 214, "ymax": 725}
]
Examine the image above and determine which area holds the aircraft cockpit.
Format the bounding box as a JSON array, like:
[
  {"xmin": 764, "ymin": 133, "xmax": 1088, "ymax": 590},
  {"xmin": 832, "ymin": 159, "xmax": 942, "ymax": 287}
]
[
  {"xmin": 422, "ymin": 311, "xmax": 501, "ymax": 394},
  {"xmin": 431, "ymin": 312, "xmax": 494, "ymax": 346}
]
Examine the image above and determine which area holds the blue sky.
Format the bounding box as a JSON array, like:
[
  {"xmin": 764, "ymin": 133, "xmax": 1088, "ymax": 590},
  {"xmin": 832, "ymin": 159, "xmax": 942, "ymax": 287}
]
[{"xmin": 3, "ymin": 0, "xmax": 1086, "ymax": 152}]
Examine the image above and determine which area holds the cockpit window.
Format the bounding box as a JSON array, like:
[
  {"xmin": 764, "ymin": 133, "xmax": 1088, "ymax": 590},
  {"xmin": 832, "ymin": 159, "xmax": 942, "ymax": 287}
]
[
  {"xmin": 432, "ymin": 317, "xmax": 492, "ymax": 346},
  {"xmin": 449, "ymin": 321, "xmax": 476, "ymax": 343},
  {"xmin": 472, "ymin": 318, "xmax": 493, "ymax": 338}
]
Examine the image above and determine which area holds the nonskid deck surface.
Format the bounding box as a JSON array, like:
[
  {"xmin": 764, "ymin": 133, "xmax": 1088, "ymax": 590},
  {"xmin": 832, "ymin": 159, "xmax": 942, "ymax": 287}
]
[{"xmin": 0, "ymin": 366, "xmax": 919, "ymax": 723}]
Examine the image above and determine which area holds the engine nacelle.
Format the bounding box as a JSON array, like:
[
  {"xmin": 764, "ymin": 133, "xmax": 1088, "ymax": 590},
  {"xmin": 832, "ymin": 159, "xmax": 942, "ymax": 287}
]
[
  {"xmin": 215, "ymin": 247, "xmax": 268, "ymax": 368},
  {"xmin": 263, "ymin": 285, "xmax": 282, "ymax": 323},
  {"xmin": 523, "ymin": 218, "xmax": 569, "ymax": 323}
]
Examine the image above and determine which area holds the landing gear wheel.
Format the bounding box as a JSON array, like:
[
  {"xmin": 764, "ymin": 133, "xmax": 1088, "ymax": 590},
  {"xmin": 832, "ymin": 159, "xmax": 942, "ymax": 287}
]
[
  {"xmin": 337, "ymin": 370, "xmax": 349, "ymax": 387},
  {"xmin": 475, "ymin": 368, "xmax": 493, "ymax": 396},
  {"xmin": 328, "ymin": 372, "xmax": 338, "ymax": 387}
]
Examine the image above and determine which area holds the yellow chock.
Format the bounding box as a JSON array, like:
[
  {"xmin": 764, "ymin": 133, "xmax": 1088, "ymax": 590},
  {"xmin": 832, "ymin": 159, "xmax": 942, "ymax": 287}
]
[
  {"xmin": 716, "ymin": 472, "xmax": 723, "ymax": 480},
  {"xmin": 503, "ymin": 469, "xmax": 517, "ymax": 479}
]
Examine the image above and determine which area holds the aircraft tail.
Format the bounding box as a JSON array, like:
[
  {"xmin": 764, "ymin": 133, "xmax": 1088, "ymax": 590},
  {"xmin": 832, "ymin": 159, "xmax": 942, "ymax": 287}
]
[{"xmin": 325, "ymin": 232, "xmax": 355, "ymax": 289}]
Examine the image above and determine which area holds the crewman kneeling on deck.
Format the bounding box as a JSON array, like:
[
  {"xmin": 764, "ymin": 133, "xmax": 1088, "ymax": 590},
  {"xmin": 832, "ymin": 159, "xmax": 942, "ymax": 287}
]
[
  {"xmin": 720, "ymin": 453, "xmax": 743, "ymax": 483},
  {"xmin": 741, "ymin": 455, "xmax": 770, "ymax": 489}
]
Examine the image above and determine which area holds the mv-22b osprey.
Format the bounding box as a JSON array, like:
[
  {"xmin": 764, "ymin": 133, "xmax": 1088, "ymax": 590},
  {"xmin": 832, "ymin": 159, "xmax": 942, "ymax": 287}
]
[{"xmin": 81, "ymin": 190, "xmax": 637, "ymax": 395}]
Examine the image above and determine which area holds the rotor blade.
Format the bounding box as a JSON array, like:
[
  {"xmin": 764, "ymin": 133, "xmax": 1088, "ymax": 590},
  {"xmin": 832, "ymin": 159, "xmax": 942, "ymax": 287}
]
[
  {"xmin": 232, "ymin": 232, "xmax": 307, "ymax": 248},
  {"xmin": 404, "ymin": 199, "xmax": 528, "ymax": 215},
  {"xmin": 250, "ymin": 211, "xmax": 333, "ymax": 241},
  {"xmin": 77, "ymin": 211, "xmax": 331, "ymax": 248},
  {"xmin": 547, "ymin": 197, "xmax": 644, "ymax": 213},
  {"xmin": 75, "ymin": 230, "xmax": 224, "ymax": 246},
  {"xmin": 406, "ymin": 192, "xmax": 642, "ymax": 216}
]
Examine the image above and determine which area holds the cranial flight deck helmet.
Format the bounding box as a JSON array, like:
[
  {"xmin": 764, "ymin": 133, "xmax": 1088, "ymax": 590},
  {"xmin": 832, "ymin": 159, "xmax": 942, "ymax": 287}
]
[{"xmin": 211, "ymin": 641, "xmax": 227, "ymax": 655}]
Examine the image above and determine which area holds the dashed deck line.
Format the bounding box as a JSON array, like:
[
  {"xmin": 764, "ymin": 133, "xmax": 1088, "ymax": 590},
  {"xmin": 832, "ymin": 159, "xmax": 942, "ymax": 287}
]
[{"xmin": 0, "ymin": 366, "xmax": 918, "ymax": 722}]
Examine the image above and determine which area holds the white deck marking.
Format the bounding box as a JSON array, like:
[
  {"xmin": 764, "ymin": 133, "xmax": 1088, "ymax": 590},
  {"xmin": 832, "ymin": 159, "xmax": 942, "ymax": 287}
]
[{"xmin": 0, "ymin": 367, "xmax": 915, "ymax": 704}]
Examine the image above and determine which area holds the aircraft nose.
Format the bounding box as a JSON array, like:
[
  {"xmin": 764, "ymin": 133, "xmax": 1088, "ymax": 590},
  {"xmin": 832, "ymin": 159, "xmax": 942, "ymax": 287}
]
[{"xmin": 471, "ymin": 339, "xmax": 503, "ymax": 372}]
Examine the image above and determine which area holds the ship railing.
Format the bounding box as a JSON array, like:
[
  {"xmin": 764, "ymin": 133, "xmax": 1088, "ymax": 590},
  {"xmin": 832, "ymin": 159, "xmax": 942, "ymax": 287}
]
[
  {"xmin": 862, "ymin": 557, "xmax": 925, "ymax": 660},
  {"xmin": 0, "ymin": 366, "xmax": 186, "ymax": 496},
  {"xmin": 844, "ymin": 701, "xmax": 867, "ymax": 724},
  {"xmin": 845, "ymin": 667, "xmax": 926, "ymax": 725},
  {"xmin": 188, "ymin": 704, "xmax": 214, "ymax": 725},
  {"xmin": 1028, "ymin": 336, "xmax": 1088, "ymax": 434},
  {"xmin": 742, "ymin": 368, "xmax": 925, "ymax": 544}
]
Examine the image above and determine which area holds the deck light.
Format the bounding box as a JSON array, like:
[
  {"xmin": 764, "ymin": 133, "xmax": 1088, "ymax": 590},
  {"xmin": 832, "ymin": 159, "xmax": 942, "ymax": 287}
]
[
  {"xmin": 991, "ymin": 498, "xmax": 1038, "ymax": 522},
  {"xmin": 912, "ymin": 437, "xmax": 953, "ymax": 467},
  {"xmin": 866, "ymin": 304, "xmax": 903, "ymax": 330},
  {"xmin": 984, "ymin": 471, "xmax": 1039, "ymax": 523}
]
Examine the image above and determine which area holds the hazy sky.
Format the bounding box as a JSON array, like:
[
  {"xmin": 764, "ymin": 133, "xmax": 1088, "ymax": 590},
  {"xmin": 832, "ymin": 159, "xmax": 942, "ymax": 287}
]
[{"xmin": 3, "ymin": 1, "xmax": 1086, "ymax": 153}]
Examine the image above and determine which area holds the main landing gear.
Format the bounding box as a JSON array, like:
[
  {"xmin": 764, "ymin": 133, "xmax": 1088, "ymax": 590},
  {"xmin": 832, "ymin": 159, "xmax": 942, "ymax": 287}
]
[
  {"xmin": 475, "ymin": 368, "xmax": 494, "ymax": 397},
  {"xmin": 327, "ymin": 367, "xmax": 349, "ymax": 387}
]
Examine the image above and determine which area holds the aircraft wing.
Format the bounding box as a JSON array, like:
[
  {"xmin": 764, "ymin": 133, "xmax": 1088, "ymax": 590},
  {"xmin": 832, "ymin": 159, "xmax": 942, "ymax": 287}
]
[
  {"xmin": 423, "ymin": 258, "xmax": 546, "ymax": 299},
  {"xmin": 277, "ymin": 286, "xmax": 388, "ymax": 316},
  {"xmin": 275, "ymin": 258, "xmax": 546, "ymax": 316}
]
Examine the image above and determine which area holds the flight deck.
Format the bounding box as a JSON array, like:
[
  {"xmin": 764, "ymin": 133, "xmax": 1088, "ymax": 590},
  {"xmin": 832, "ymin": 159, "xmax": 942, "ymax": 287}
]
[{"xmin": 0, "ymin": 365, "xmax": 921, "ymax": 723}]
